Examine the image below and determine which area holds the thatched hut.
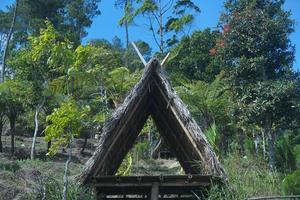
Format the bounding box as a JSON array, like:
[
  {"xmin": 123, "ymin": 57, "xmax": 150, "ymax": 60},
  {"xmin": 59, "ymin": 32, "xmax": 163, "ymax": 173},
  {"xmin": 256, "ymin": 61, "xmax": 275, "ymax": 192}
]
[{"xmin": 79, "ymin": 58, "xmax": 227, "ymax": 198}]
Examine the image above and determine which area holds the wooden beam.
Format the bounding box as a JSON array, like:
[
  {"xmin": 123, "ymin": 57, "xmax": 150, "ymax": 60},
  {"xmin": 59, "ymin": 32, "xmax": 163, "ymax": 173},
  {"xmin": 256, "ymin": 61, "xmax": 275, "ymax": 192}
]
[
  {"xmin": 93, "ymin": 82, "xmax": 151, "ymax": 176},
  {"xmin": 132, "ymin": 42, "xmax": 147, "ymax": 66},
  {"xmin": 151, "ymin": 182, "xmax": 159, "ymax": 200},
  {"xmin": 149, "ymin": 93, "xmax": 200, "ymax": 174},
  {"xmin": 152, "ymin": 79, "xmax": 206, "ymax": 163}
]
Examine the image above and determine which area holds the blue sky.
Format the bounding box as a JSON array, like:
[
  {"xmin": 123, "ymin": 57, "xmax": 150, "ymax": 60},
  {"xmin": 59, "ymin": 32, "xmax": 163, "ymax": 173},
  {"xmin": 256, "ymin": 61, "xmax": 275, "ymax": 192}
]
[{"xmin": 1, "ymin": 0, "xmax": 299, "ymax": 70}]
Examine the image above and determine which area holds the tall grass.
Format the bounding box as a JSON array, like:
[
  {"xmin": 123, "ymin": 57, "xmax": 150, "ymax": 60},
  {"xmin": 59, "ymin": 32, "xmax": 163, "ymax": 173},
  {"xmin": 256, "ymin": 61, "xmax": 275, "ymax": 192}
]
[
  {"xmin": 207, "ymin": 154, "xmax": 283, "ymax": 199},
  {"xmin": 27, "ymin": 176, "xmax": 94, "ymax": 200}
]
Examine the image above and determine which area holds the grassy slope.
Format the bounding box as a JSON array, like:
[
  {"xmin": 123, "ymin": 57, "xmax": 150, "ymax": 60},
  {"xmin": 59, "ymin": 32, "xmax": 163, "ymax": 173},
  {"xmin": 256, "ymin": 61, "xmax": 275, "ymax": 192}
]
[{"xmin": 0, "ymin": 136, "xmax": 286, "ymax": 200}]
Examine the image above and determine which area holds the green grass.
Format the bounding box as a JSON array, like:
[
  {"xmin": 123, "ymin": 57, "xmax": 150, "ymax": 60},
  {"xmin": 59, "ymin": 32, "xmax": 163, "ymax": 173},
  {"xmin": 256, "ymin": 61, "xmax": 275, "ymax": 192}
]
[{"xmin": 207, "ymin": 153, "xmax": 283, "ymax": 199}]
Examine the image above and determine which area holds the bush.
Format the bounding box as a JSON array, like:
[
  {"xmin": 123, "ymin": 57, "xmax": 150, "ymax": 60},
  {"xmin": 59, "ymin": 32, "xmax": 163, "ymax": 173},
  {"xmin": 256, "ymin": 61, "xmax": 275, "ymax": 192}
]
[{"xmin": 282, "ymin": 169, "xmax": 300, "ymax": 195}]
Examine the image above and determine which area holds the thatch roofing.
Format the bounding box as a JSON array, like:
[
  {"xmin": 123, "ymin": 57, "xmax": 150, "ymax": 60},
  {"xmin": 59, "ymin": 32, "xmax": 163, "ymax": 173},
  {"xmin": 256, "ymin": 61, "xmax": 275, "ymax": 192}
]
[{"xmin": 79, "ymin": 58, "xmax": 227, "ymax": 184}]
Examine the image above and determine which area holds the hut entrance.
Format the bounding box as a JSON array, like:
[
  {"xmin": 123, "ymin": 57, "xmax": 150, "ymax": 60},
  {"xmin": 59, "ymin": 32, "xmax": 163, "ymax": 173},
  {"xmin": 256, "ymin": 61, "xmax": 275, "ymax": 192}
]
[
  {"xmin": 79, "ymin": 59, "xmax": 226, "ymax": 199},
  {"xmin": 116, "ymin": 117, "xmax": 181, "ymax": 177}
]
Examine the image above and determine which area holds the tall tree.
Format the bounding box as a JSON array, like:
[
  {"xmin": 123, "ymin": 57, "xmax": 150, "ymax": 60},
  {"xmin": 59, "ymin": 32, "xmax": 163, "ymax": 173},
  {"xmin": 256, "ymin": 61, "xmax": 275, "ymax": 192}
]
[
  {"xmin": 9, "ymin": 20, "xmax": 69, "ymax": 159},
  {"xmin": 0, "ymin": 0, "xmax": 101, "ymax": 47},
  {"xmin": 0, "ymin": 94, "xmax": 6, "ymax": 152},
  {"xmin": 115, "ymin": 0, "xmax": 135, "ymax": 48},
  {"xmin": 0, "ymin": 0, "xmax": 19, "ymax": 83},
  {"xmin": 219, "ymin": 0, "xmax": 298, "ymax": 170},
  {"xmin": 44, "ymin": 99, "xmax": 86, "ymax": 200},
  {"xmin": 133, "ymin": 0, "xmax": 200, "ymax": 54}
]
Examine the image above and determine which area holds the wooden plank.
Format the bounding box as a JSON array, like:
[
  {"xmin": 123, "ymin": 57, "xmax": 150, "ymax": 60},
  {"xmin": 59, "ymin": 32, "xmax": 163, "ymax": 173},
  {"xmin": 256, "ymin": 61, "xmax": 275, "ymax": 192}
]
[
  {"xmin": 151, "ymin": 182, "xmax": 159, "ymax": 200},
  {"xmin": 96, "ymin": 185, "xmax": 207, "ymax": 196},
  {"xmin": 92, "ymin": 175, "xmax": 216, "ymax": 183}
]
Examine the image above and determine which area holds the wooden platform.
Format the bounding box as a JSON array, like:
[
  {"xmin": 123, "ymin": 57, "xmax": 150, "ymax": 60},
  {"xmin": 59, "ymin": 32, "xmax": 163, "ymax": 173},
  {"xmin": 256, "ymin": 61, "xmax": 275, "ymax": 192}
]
[{"xmin": 92, "ymin": 175, "xmax": 219, "ymax": 199}]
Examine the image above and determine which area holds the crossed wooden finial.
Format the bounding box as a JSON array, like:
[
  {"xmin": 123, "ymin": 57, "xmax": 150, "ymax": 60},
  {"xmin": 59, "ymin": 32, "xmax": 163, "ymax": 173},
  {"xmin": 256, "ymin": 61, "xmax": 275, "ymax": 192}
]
[{"xmin": 131, "ymin": 42, "xmax": 170, "ymax": 67}]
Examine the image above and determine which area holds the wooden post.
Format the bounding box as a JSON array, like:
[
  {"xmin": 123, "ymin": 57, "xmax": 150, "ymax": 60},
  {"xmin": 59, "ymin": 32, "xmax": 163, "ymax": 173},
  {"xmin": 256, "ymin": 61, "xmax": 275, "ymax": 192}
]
[{"xmin": 151, "ymin": 182, "xmax": 159, "ymax": 200}]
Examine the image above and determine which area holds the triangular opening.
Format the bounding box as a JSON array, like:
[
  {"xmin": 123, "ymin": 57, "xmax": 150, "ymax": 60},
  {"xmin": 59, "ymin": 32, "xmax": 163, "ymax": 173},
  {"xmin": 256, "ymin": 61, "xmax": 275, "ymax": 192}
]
[{"xmin": 116, "ymin": 117, "xmax": 183, "ymax": 176}]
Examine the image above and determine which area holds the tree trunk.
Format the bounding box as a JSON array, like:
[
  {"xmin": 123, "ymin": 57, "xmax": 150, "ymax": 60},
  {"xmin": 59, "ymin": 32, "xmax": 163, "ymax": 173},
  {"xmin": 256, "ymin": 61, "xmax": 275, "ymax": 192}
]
[
  {"xmin": 47, "ymin": 140, "xmax": 52, "ymax": 153},
  {"xmin": 159, "ymin": 1, "xmax": 164, "ymax": 54},
  {"xmin": 10, "ymin": 118, "xmax": 15, "ymax": 154},
  {"xmin": 264, "ymin": 116, "xmax": 275, "ymax": 171},
  {"xmin": 125, "ymin": 21, "xmax": 129, "ymax": 48},
  {"xmin": 261, "ymin": 129, "xmax": 266, "ymax": 159},
  {"xmin": 0, "ymin": 119, "xmax": 3, "ymax": 152},
  {"xmin": 267, "ymin": 130, "xmax": 275, "ymax": 171},
  {"xmin": 238, "ymin": 128, "xmax": 244, "ymax": 155},
  {"xmin": 30, "ymin": 107, "xmax": 40, "ymax": 160},
  {"xmin": 80, "ymin": 135, "xmax": 88, "ymax": 154},
  {"xmin": 62, "ymin": 137, "xmax": 72, "ymax": 200},
  {"xmin": 1, "ymin": 0, "xmax": 19, "ymax": 83},
  {"xmin": 31, "ymin": 98, "xmax": 45, "ymax": 160},
  {"xmin": 124, "ymin": 0, "xmax": 129, "ymax": 48}
]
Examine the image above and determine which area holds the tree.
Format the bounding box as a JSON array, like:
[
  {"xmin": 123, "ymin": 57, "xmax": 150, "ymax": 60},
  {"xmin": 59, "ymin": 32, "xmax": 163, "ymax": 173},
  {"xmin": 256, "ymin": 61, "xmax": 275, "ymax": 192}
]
[
  {"xmin": 115, "ymin": 0, "xmax": 135, "ymax": 48},
  {"xmin": 167, "ymin": 28, "xmax": 221, "ymax": 82},
  {"xmin": 0, "ymin": 0, "xmax": 101, "ymax": 47},
  {"xmin": 44, "ymin": 99, "xmax": 87, "ymax": 200},
  {"xmin": 0, "ymin": 0, "xmax": 19, "ymax": 83},
  {"xmin": 64, "ymin": 0, "xmax": 101, "ymax": 45},
  {"xmin": 0, "ymin": 93, "xmax": 6, "ymax": 152},
  {"xmin": 9, "ymin": 20, "xmax": 73, "ymax": 160},
  {"xmin": 219, "ymin": 0, "xmax": 297, "ymax": 170},
  {"xmin": 0, "ymin": 80, "xmax": 30, "ymax": 154},
  {"xmin": 133, "ymin": 0, "xmax": 200, "ymax": 54}
]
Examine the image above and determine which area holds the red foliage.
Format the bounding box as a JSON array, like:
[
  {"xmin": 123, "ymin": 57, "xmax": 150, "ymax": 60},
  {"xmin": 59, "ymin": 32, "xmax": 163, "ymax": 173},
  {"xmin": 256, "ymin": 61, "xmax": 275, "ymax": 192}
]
[
  {"xmin": 223, "ymin": 24, "xmax": 230, "ymax": 33},
  {"xmin": 216, "ymin": 39, "xmax": 225, "ymax": 47},
  {"xmin": 210, "ymin": 48, "xmax": 217, "ymax": 56}
]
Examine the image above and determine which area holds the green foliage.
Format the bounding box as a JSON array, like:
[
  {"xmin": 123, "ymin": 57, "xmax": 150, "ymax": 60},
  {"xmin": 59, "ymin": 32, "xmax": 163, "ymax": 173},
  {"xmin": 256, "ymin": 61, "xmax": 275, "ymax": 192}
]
[
  {"xmin": 0, "ymin": 80, "xmax": 31, "ymax": 121},
  {"xmin": 116, "ymin": 0, "xmax": 135, "ymax": 26},
  {"xmin": 294, "ymin": 145, "xmax": 300, "ymax": 168},
  {"xmin": 116, "ymin": 153, "xmax": 133, "ymax": 176},
  {"xmin": 132, "ymin": 0, "xmax": 200, "ymax": 51},
  {"xmin": 175, "ymin": 72, "xmax": 231, "ymax": 136},
  {"xmin": 282, "ymin": 168, "xmax": 300, "ymax": 195},
  {"xmin": 219, "ymin": 0, "xmax": 298, "ymax": 128},
  {"xmin": 9, "ymin": 20, "xmax": 73, "ymax": 107},
  {"xmin": 1, "ymin": 0, "xmax": 100, "ymax": 46},
  {"xmin": 275, "ymin": 133, "xmax": 297, "ymax": 172},
  {"xmin": 44, "ymin": 99, "xmax": 88, "ymax": 155},
  {"xmin": 204, "ymin": 123, "xmax": 218, "ymax": 155},
  {"xmin": 167, "ymin": 29, "xmax": 220, "ymax": 82}
]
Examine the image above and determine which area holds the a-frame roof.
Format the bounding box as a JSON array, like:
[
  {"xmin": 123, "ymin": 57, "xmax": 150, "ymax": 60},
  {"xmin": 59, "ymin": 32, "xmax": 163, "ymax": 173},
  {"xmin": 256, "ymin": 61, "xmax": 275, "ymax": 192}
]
[{"xmin": 79, "ymin": 59, "xmax": 227, "ymax": 184}]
